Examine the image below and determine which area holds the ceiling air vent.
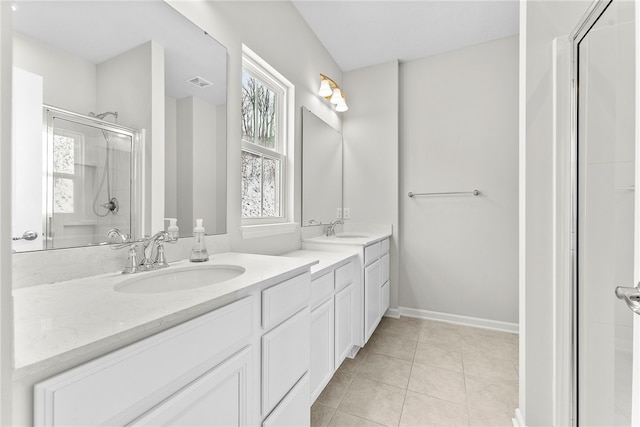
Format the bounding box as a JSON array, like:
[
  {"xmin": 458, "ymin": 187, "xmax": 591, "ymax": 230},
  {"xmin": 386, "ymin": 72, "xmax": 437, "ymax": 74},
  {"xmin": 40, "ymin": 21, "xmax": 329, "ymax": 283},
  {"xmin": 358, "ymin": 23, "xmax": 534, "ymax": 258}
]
[{"xmin": 186, "ymin": 76, "xmax": 212, "ymax": 88}]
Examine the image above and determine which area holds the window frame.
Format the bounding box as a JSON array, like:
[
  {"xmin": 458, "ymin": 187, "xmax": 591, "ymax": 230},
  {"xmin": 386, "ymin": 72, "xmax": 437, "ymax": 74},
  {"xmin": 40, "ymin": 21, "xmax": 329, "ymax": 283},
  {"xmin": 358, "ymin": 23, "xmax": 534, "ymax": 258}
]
[{"xmin": 240, "ymin": 46, "xmax": 295, "ymax": 232}]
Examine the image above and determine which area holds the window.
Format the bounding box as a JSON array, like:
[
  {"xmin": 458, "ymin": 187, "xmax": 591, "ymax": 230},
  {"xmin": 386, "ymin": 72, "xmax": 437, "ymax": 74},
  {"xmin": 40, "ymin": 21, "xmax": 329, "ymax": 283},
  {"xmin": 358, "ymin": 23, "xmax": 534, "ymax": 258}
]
[{"xmin": 241, "ymin": 46, "xmax": 294, "ymax": 232}]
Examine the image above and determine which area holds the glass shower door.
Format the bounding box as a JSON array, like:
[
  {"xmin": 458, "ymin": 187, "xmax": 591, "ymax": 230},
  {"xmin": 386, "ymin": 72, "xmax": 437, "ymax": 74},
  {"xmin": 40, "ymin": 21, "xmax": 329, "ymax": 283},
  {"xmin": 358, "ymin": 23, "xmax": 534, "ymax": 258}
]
[
  {"xmin": 576, "ymin": 0, "xmax": 639, "ymax": 424},
  {"xmin": 45, "ymin": 109, "xmax": 136, "ymax": 249}
]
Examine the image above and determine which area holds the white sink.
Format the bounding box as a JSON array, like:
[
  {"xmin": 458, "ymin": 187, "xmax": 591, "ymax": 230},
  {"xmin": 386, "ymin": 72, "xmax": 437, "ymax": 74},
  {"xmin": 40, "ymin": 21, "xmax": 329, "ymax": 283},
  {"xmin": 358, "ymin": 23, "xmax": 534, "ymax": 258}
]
[
  {"xmin": 334, "ymin": 233, "xmax": 370, "ymax": 238},
  {"xmin": 114, "ymin": 265, "xmax": 246, "ymax": 294}
]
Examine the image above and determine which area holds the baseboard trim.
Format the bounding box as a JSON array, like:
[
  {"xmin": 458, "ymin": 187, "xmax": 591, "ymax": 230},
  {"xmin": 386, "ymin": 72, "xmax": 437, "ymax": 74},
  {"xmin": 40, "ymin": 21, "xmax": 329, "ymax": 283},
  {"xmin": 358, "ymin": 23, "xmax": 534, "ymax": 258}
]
[
  {"xmin": 512, "ymin": 408, "xmax": 525, "ymax": 427},
  {"xmin": 384, "ymin": 308, "xmax": 401, "ymax": 319},
  {"xmin": 398, "ymin": 306, "xmax": 519, "ymax": 334}
]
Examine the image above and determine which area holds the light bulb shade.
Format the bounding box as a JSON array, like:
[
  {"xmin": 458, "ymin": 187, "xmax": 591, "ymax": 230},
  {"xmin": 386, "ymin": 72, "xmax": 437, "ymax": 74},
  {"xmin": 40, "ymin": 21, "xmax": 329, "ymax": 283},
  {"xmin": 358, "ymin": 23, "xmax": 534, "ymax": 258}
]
[
  {"xmin": 318, "ymin": 79, "xmax": 332, "ymax": 97},
  {"xmin": 335, "ymin": 99, "xmax": 348, "ymax": 112},
  {"xmin": 330, "ymin": 88, "xmax": 342, "ymax": 104}
]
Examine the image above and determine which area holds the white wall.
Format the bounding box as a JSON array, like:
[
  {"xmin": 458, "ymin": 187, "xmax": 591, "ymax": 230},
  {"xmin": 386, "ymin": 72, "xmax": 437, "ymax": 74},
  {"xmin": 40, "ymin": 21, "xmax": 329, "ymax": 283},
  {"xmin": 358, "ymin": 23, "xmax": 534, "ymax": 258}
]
[
  {"xmin": 97, "ymin": 40, "xmax": 164, "ymax": 234},
  {"xmin": 398, "ymin": 36, "xmax": 519, "ymax": 325},
  {"xmin": 172, "ymin": 95, "xmax": 219, "ymax": 234},
  {"xmin": 12, "ymin": 32, "xmax": 96, "ymax": 114},
  {"xmin": 165, "ymin": 96, "xmax": 177, "ymax": 220},
  {"xmin": 522, "ymin": 1, "xmax": 590, "ymax": 424},
  {"xmin": 343, "ymin": 61, "xmax": 399, "ymax": 307}
]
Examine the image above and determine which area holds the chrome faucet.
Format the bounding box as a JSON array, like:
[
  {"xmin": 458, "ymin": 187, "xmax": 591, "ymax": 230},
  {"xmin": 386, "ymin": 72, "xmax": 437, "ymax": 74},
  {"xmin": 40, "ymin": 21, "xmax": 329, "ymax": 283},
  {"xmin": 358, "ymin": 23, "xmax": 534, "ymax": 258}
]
[
  {"xmin": 107, "ymin": 228, "xmax": 139, "ymax": 274},
  {"xmin": 139, "ymin": 231, "xmax": 178, "ymax": 271},
  {"xmin": 107, "ymin": 228, "xmax": 177, "ymax": 274},
  {"xmin": 326, "ymin": 220, "xmax": 344, "ymax": 237}
]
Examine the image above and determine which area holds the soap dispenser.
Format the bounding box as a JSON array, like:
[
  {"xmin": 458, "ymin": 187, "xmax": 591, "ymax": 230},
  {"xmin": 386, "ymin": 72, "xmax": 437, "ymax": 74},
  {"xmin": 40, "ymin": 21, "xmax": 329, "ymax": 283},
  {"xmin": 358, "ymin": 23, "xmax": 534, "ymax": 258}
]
[
  {"xmin": 166, "ymin": 218, "xmax": 179, "ymax": 240},
  {"xmin": 190, "ymin": 218, "xmax": 209, "ymax": 262}
]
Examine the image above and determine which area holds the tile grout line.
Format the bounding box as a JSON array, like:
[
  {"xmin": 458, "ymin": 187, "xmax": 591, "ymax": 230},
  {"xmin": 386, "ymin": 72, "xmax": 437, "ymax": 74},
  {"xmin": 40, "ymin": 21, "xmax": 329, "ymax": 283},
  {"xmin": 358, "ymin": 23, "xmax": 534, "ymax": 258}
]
[{"xmin": 395, "ymin": 345, "xmax": 416, "ymax": 427}]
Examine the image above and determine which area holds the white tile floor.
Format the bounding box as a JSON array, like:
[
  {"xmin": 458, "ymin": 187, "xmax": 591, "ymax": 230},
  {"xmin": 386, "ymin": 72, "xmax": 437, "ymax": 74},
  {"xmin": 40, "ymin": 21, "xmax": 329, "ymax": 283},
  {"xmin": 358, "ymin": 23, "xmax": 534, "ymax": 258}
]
[{"xmin": 311, "ymin": 316, "xmax": 518, "ymax": 427}]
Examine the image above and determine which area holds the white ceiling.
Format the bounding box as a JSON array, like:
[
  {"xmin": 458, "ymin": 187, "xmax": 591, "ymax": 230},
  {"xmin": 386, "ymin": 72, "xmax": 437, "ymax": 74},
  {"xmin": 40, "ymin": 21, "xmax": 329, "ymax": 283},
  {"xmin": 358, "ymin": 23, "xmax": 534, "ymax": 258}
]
[{"xmin": 292, "ymin": 0, "xmax": 520, "ymax": 72}]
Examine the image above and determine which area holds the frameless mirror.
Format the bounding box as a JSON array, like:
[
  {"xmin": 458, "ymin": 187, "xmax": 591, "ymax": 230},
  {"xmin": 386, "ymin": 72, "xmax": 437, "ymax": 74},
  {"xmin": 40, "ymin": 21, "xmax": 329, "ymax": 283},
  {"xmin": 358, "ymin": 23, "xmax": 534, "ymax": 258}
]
[
  {"xmin": 11, "ymin": 1, "xmax": 227, "ymax": 252},
  {"xmin": 301, "ymin": 107, "xmax": 342, "ymax": 226}
]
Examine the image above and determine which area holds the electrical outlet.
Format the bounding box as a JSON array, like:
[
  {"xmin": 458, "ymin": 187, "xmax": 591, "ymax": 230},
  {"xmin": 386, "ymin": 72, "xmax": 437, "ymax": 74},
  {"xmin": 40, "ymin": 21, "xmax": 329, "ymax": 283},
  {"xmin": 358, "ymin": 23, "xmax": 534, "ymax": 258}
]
[
  {"xmin": 343, "ymin": 208, "xmax": 350, "ymax": 219},
  {"xmin": 337, "ymin": 208, "xmax": 343, "ymax": 219}
]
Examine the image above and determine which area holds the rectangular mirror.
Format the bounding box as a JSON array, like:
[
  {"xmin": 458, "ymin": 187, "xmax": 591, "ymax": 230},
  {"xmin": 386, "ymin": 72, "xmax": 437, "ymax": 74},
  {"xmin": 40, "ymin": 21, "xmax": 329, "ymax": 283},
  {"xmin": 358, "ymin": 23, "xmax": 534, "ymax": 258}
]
[
  {"xmin": 11, "ymin": 1, "xmax": 227, "ymax": 252},
  {"xmin": 301, "ymin": 107, "xmax": 342, "ymax": 226}
]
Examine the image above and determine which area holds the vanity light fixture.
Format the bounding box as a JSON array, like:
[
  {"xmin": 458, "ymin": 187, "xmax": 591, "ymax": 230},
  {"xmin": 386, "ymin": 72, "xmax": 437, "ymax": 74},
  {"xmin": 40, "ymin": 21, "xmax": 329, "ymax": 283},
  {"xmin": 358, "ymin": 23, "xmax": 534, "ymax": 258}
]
[{"xmin": 318, "ymin": 74, "xmax": 348, "ymax": 112}]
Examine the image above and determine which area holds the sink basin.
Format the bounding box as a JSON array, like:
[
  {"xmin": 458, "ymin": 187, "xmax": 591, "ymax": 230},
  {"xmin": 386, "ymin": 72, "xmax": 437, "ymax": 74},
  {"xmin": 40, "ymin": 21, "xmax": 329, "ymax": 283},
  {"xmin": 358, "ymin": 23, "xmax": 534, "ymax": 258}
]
[
  {"xmin": 114, "ymin": 265, "xmax": 246, "ymax": 294},
  {"xmin": 334, "ymin": 233, "xmax": 370, "ymax": 239}
]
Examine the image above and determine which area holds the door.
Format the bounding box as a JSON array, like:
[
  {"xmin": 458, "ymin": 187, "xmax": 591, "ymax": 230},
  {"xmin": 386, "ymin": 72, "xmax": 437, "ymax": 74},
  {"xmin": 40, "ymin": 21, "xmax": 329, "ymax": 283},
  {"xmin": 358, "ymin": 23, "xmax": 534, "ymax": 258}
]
[
  {"xmin": 364, "ymin": 260, "xmax": 381, "ymax": 342},
  {"xmin": 335, "ymin": 282, "xmax": 355, "ymax": 369},
  {"xmin": 576, "ymin": 0, "xmax": 640, "ymax": 424},
  {"xmin": 310, "ymin": 298, "xmax": 334, "ymax": 402},
  {"xmin": 132, "ymin": 347, "xmax": 253, "ymax": 426}
]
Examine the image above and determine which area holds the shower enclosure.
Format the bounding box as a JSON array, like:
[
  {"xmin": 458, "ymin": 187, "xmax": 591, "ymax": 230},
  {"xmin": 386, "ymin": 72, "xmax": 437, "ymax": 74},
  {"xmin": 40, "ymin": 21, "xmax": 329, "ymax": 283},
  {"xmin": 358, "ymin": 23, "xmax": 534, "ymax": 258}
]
[
  {"xmin": 571, "ymin": 0, "xmax": 639, "ymax": 424},
  {"xmin": 30, "ymin": 106, "xmax": 141, "ymax": 250}
]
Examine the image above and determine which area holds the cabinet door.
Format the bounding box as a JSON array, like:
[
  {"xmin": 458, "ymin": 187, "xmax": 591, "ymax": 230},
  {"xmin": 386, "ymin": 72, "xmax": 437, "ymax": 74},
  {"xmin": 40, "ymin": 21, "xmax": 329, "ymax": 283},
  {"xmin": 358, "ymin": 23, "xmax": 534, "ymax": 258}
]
[
  {"xmin": 380, "ymin": 281, "xmax": 390, "ymax": 316},
  {"xmin": 263, "ymin": 374, "xmax": 310, "ymax": 427},
  {"xmin": 310, "ymin": 299, "xmax": 334, "ymax": 402},
  {"xmin": 381, "ymin": 253, "xmax": 390, "ymax": 284},
  {"xmin": 262, "ymin": 308, "xmax": 310, "ymax": 416},
  {"xmin": 364, "ymin": 260, "xmax": 381, "ymax": 343},
  {"xmin": 334, "ymin": 282, "xmax": 355, "ymax": 370},
  {"xmin": 133, "ymin": 347, "xmax": 254, "ymax": 427}
]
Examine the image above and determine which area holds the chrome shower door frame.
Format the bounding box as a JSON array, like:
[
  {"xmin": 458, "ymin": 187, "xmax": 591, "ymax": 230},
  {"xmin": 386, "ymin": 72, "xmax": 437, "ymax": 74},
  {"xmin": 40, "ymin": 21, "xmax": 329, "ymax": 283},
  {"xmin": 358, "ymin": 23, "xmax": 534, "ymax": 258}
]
[
  {"xmin": 569, "ymin": 0, "xmax": 640, "ymax": 424},
  {"xmin": 43, "ymin": 105, "xmax": 143, "ymax": 249}
]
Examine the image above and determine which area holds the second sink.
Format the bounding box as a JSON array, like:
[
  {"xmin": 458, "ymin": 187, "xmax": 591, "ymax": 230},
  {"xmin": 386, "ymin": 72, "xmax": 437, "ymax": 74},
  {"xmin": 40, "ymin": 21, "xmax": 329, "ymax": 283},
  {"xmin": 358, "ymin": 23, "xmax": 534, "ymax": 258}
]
[{"xmin": 114, "ymin": 265, "xmax": 246, "ymax": 294}]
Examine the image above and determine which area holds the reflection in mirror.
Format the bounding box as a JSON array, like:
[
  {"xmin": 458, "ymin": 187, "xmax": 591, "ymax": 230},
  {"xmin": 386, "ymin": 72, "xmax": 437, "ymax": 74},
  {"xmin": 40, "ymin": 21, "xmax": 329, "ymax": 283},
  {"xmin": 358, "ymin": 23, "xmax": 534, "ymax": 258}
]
[
  {"xmin": 301, "ymin": 107, "xmax": 342, "ymax": 226},
  {"xmin": 11, "ymin": 1, "xmax": 227, "ymax": 252}
]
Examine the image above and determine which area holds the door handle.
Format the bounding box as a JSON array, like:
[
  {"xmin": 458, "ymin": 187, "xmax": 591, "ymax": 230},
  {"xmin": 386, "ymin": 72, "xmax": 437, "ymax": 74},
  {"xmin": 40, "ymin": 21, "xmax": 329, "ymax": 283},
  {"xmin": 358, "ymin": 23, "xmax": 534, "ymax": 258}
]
[
  {"xmin": 615, "ymin": 284, "xmax": 640, "ymax": 315},
  {"xmin": 12, "ymin": 230, "xmax": 38, "ymax": 241}
]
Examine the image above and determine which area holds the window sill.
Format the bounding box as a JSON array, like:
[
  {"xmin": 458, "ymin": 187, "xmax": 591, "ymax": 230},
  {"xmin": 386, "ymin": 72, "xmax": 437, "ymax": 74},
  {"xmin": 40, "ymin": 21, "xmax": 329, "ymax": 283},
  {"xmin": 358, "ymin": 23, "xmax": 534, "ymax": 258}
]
[{"xmin": 240, "ymin": 222, "xmax": 298, "ymax": 240}]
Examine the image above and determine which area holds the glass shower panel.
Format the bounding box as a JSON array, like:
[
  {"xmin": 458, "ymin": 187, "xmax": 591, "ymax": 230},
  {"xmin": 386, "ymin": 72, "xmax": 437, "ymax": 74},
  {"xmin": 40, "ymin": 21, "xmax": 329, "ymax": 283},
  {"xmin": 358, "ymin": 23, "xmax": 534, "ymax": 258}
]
[
  {"xmin": 48, "ymin": 118, "xmax": 133, "ymax": 249},
  {"xmin": 577, "ymin": 1, "xmax": 635, "ymax": 424}
]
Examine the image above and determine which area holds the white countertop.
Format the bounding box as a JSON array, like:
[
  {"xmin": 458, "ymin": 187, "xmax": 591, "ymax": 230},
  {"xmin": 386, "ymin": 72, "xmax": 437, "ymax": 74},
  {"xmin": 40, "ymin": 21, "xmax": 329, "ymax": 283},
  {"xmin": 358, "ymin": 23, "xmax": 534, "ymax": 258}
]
[
  {"xmin": 303, "ymin": 231, "xmax": 391, "ymax": 247},
  {"xmin": 282, "ymin": 250, "xmax": 358, "ymax": 279},
  {"xmin": 13, "ymin": 252, "xmax": 316, "ymax": 377}
]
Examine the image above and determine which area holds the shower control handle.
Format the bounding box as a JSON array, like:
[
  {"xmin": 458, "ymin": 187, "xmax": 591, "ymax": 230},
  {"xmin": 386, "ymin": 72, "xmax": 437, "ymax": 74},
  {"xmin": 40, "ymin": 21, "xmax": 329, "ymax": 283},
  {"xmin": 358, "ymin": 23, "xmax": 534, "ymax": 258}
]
[
  {"xmin": 615, "ymin": 284, "xmax": 640, "ymax": 315},
  {"xmin": 12, "ymin": 230, "xmax": 38, "ymax": 241}
]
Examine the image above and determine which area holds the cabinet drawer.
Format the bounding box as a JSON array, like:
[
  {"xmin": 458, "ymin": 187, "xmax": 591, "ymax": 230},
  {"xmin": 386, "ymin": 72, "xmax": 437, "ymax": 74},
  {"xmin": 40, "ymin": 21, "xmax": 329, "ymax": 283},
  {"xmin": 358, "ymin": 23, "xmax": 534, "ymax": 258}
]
[
  {"xmin": 263, "ymin": 374, "xmax": 310, "ymax": 427},
  {"xmin": 364, "ymin": 242, "xmax": 381, "ymax": 266},
  {"xmin": 381, "ymin": 238, "xmax": 390, "ymax": 254},
  {"xmin": 310, "ymin": 272, "xmax": 334, "ymax": 309},
  {"xmin": 34, "ymin": 296, "xmax": 256, "ymax": 427},
  {"xmin": 262, "ymin": 308, "xmax": 310, "ymax": 416},
  {"xmin": 262, "ymin": 273, "xmax": 310, "ymax": 330},
  {"xmin": 335, "ymin": 261, "xmax": 354, "ymax": 291}
]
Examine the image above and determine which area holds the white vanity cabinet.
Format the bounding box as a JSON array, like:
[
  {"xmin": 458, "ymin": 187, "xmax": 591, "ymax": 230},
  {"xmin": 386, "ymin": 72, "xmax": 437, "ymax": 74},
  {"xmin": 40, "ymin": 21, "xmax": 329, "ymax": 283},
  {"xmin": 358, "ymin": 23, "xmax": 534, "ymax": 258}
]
[
  {"xmin": 34, "ymin": 295, "xmax": 259, "ymax": 427},
  {"xmin": 303, "ymin": 235, "xmax": 391, "ymax": 347},
  {"xmin": 33, "ymin": 270, "xmax": 313, "ymax": 427},
  {"xmin": 306, "ymin": 256, "xmax": 357, "ymax": 402}
]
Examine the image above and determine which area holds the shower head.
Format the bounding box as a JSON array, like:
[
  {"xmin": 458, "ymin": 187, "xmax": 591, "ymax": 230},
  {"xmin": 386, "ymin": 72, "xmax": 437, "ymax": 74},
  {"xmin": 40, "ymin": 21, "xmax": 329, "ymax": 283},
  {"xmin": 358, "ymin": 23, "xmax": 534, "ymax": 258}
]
[{"xmin": 89, "ymin": 111, "xmax": 119, "ymax": 121}]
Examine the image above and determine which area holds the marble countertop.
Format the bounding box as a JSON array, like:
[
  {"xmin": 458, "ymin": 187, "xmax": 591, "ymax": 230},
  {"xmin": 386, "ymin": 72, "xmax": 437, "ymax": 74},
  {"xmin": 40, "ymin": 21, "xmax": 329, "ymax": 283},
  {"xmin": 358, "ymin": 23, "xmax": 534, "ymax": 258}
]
[
  {"xmin": 303, "ymin": 231, "xmax": 391, "ymax": 247},
  {"xmin": 13, "ymin": 252, "xmax": 316, "ymax": 377},
  {"xmin": 282, "ymin": 250, "xmax": 358, "ymax": 279}
]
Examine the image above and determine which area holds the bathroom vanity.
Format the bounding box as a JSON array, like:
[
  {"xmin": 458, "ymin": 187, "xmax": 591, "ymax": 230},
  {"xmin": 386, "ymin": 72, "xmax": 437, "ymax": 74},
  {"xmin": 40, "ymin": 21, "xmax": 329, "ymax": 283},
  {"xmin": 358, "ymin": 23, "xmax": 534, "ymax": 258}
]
[
  {"xmin": 282, "ymin": 250, "xmax": 359, "ymax": 402},
  {"xmin": 303, "ymin": 231, "xmax": 392, "ymax": 345},
  {"xmin": 13, "ymin": 253, "xmax": 316, "ymax": 426}
]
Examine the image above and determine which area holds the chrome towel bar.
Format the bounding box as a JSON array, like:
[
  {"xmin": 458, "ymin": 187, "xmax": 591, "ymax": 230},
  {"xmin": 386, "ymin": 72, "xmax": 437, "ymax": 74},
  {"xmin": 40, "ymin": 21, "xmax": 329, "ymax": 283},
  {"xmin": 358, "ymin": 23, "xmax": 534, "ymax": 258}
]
[{"xmin": 408, "ymin": 190, "xmax": 480, "ymax": 198}]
